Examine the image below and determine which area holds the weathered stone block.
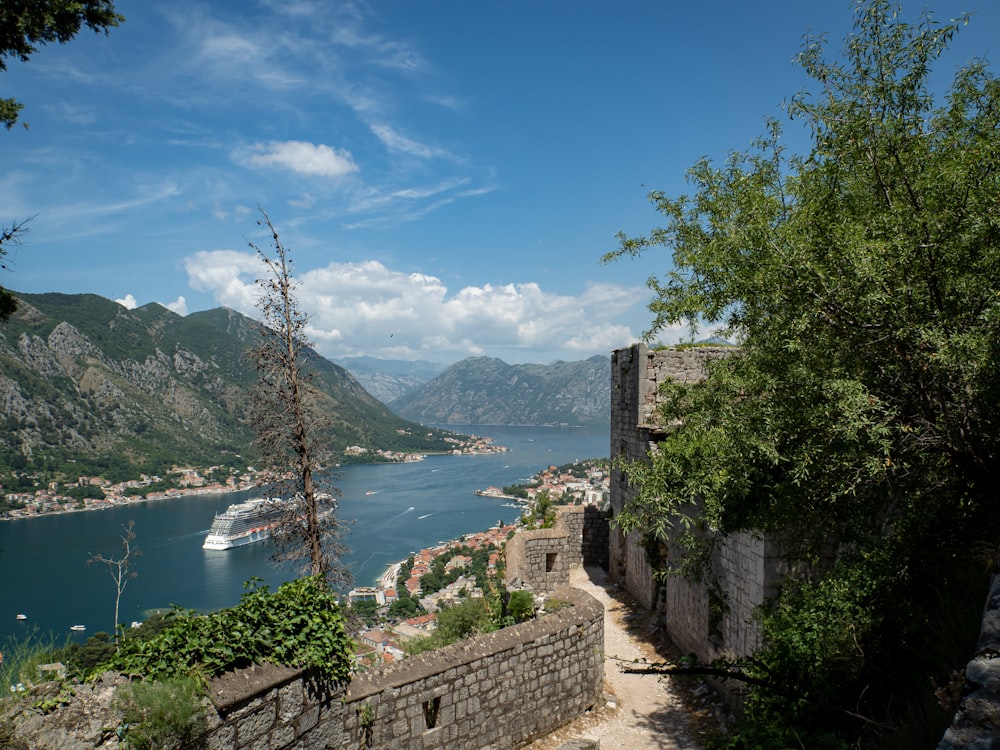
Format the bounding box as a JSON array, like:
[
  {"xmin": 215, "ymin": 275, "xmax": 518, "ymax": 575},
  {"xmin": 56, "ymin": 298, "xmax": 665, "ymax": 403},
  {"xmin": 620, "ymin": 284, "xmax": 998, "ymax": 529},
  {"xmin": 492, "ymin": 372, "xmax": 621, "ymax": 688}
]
[{"xmin": 236, "ymin": 701, "xmax": 277, "ymax": 743}]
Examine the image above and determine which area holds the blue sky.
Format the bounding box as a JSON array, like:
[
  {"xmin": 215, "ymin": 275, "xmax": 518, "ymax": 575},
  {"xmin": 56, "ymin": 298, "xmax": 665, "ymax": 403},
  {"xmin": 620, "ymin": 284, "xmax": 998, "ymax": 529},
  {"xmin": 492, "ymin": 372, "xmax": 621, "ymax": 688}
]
[{"xmin": 2, "ymin": 1, "xmax": 998, "ymax": 365}]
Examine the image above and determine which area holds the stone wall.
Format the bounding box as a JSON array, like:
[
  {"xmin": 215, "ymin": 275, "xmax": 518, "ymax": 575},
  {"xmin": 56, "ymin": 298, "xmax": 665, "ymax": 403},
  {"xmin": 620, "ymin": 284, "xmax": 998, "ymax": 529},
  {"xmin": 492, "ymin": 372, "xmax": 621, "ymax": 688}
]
[
  {"xmin": 194, "ymin": 585, "xmax": 604, "ymax": 750},
  {"xmin": 609, "ymin": 342, "xmax": 1000, "ymax": 742},
  {"xmin": 609, "ymin": 344, "xmax": 780, "ymax": 669},
  {"xmin": 582, "ymin": 505, "xmax": 610, "ymax": 570},
  {"xmin": 505, "ymin": 505, "xmax": 609, "ymax": 593},
  {"xmin": 938, "ymin": 563, "xmax": 1000, "ymax": 749}
]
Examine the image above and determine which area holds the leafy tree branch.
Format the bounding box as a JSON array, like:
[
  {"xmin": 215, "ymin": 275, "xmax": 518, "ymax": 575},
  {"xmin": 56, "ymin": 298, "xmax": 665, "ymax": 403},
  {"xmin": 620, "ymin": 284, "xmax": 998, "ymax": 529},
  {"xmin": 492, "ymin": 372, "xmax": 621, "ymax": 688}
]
[{"xmin": 606, "ymin": 1, "xmax": 1000, "ymax": 745}]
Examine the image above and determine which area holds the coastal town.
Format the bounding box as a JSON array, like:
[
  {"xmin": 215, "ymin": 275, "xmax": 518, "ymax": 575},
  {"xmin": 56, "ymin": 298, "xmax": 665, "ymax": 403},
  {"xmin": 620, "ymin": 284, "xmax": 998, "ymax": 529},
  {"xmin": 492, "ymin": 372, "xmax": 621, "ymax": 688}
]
[{"xmin": 344, "ymin": 458, "xmax": 609, "ymax": 666}]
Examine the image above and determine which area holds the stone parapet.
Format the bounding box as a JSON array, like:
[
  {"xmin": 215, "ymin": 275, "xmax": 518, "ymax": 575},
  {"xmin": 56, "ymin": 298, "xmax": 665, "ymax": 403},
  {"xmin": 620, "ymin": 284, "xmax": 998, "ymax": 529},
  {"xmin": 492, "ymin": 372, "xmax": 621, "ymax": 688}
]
[
  {"xmin": 506, "ymin": 506, "xmax": 608, "ymax": 593},
  {"xmin": 184, "ymin": 585, "xmax": 605, "ymax": 750}
]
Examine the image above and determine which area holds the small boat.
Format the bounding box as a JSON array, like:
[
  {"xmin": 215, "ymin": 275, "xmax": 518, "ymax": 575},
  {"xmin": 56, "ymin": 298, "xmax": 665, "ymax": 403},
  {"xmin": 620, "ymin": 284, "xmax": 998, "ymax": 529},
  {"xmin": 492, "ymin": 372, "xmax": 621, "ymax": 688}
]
[
  {"xmin": 69, "ymin": 625, "xmax": 86, "ymax": 632},
  {"xmin": 365, "ymin": 490, "xmax": 378, "ymax": 496},
  {"xmin": 15, "ymin": 613, "xmax": 26, "ymax": 621}
]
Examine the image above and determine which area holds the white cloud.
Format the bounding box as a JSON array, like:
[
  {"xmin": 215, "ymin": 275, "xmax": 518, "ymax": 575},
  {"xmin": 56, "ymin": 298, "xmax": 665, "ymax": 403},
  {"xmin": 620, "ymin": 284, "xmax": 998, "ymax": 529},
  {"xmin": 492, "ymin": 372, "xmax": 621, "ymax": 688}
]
[
  {"xmin": 370, "ymin": 124, "xmax": 450, "ymax": 160},
  {"xmin": 288, "ymin": 193, "xmax": 315, "ymax": 209},
  {"xmin": 185, "ymin": 250, "xmax": 265, "ymax": 312},
  {"xmin": 183, "ymin": 251, "xmax": 645, "ymax": 363},
  {"xmin": 240, "ymin": 141, "xmax": 359, "ymax": 178},
  {"xmin": 116, "ymin": 294, "xmax": 138, "ymax": 310},
  {"xmin": 166, "ymin": 296, "xmax": 188, "ymax": 316}
]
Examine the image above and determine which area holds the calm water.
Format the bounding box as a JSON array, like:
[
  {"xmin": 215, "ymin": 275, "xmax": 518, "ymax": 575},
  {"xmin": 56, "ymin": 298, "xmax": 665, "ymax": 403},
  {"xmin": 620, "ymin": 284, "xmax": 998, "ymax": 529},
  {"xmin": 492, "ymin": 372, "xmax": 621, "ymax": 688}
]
[{"xmin": 0, "ymin": 426, "xmax": 607, "ymax": 643}]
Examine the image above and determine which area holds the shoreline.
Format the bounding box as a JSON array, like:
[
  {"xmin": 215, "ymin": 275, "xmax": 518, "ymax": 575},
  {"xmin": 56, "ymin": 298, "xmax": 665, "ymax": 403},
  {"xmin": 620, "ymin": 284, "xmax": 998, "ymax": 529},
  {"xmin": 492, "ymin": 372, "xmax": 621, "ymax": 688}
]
[
  {"xmin": 2, "ymin": 442, "xmax": 515, "ymax": 524},
  {"xmin": 378, "ymin": 562, "xmax": 402, "ymax": 589},
  {"xmin": 0, "ymin": 483, "xmax": 253, "ymax": 522}
]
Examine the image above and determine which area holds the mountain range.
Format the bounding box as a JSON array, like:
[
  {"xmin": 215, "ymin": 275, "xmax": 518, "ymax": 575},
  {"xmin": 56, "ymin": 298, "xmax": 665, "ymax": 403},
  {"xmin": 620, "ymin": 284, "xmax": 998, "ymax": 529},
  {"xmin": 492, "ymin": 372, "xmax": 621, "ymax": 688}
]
[
  {"xmin": 387, "ymin": 355, "xmax": 610, "ymax": 427},
  {"xmin": 0, "ymin": 292, "xmax": 612, "ymax": 485},
  {"xmin": 333, "ymin": 356, "xmax": 446, "ymax": 405},
  {"xmin": 0, "ymin": 293, "xmax": 461, "ymax": 481}
]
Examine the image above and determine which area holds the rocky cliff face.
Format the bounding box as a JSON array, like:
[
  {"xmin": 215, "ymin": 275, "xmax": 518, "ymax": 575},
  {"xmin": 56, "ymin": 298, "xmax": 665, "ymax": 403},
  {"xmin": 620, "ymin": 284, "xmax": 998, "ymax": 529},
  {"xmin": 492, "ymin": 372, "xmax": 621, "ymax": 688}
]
[
  {"xmin": 0, "ymin": 298, "xmax": 247, "ymax": 468},
  {"xmin": 389, "ymin": 355, "xmax": 610, "ymax": 426}
]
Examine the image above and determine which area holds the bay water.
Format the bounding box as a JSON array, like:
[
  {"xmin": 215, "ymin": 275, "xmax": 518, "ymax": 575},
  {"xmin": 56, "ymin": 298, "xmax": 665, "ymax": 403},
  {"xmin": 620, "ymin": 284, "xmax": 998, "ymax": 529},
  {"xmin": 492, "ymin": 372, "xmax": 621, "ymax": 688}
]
[{"xmin": 0, "ymin": 426, "xmax": 607, "ymax": 644}]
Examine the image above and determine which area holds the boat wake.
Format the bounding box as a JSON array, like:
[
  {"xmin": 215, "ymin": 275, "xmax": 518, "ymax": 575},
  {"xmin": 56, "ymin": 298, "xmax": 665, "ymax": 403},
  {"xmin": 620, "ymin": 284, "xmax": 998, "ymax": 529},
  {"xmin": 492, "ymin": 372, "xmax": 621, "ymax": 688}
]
[
  {"xmin": 379, "ymin": 505, "xmax": 416, "ymax": 527},
  {"xmin": 142, "ymin": 529, "xmax": 210, "ymax": 550},
  {"xmin": 169, "ymin": 530, "xmax": 210, "ymax": 543},
  {"xmin": 357, "ymin": 549, "xmax": 391, "ymax": 569},
  {"xmin": 417, "ymin": 513, "xmax": 433, "ymax": 520}
]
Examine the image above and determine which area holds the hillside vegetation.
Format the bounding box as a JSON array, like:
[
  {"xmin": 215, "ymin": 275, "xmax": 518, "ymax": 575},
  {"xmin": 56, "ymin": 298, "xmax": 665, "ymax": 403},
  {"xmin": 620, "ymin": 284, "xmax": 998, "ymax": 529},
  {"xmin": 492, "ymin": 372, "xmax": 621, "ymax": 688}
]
[{"xmin": 0, "ymin": 292, "xmax": 463, "ymax": 483}]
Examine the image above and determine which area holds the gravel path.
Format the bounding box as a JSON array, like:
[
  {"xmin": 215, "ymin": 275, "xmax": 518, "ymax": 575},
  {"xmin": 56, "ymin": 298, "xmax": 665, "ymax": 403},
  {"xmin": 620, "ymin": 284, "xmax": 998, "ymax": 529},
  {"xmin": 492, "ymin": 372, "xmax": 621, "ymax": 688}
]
[{"xmin": 524, "ymin": 565, "xmax": 706, "ymax": 750}]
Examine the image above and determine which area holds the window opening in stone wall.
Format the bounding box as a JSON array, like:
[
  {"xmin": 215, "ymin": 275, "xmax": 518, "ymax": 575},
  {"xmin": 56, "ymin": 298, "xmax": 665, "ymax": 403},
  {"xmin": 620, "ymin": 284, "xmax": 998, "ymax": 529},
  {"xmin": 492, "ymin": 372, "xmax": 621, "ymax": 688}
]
[
  {"xmin": 546, "ymin": 552, "xmax": 557, "ymax": 572},
  {"xmin": 423, "ymin": 696, "xmax": 441, "ymax": 729}
]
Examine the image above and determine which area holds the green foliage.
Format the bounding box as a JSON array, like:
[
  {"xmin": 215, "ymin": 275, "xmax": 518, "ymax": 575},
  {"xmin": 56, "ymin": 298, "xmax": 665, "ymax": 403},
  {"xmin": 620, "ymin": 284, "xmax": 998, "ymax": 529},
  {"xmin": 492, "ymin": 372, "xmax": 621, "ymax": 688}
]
[
  {"xmin": 102, "ymin": 577, "xmax": 352, "ymax": 684},
  {"xmin": 32, "ymin": 685, "xmax": 75, "ymax": 715},
  {"xmin": 501, "ymin": 483, "xmax": 531, "ymax": 499},
  {"xmin": 61, "ymin": 483, "xmax": 105, "ymax": 501},
  {"xmin": 541, "ymin": 597, "xmax": 572, "ymax": 614},
  {"xmin": 49, "ymin": 631, "xmax": 116, "ymax": 678},
  {"xmin": 522, "ymin": 490, "xmax": 557, "ymax": 529},
  {"xmin": 387, "ymin": 588, "xmax": 422, "ymax": 619},
  {"xmin": 113, "ymin": 675, "xmax": 206, "ymax": 750},
  {"xmin": 345, "ymin": 598, "xmax": 380, "ymax": 629},
  {"xmin": 0, "ymin": 628, "xmax": 63, "ymax": 701},
  {"xmin": 507, "ymin": 590, "xmax": 535, "ymax": 623},
  {"xmin": 607, "ymin": 2, "xmax": 1000, "ymax": 746},
  {"xmin": 437, "ymin": 598, "xmax": 492, "ymax": 640},
  {"xmin": 403, "ymin": 598, "xmax": 496, "ymax": 656}
]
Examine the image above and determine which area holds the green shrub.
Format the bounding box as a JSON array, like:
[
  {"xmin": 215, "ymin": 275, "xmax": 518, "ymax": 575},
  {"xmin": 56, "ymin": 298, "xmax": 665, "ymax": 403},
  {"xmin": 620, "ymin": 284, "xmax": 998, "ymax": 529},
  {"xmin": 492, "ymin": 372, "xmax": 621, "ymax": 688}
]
[
  {"xmin": 403, "ymin": 598, "xmax": 496, "ymax": 656},
  {"xmin": 101, "ymin": 576, "xmax": 352, "ymax": 683},
  {"xmin": 507, "ymin": 590, "xmax": 535, "ymax": 623},
  {"xmin": 113, "ymin": 675, "xmax": 206, "ymax": 749},
  {"xmin": 48, "ymin": 631, "xmax": 116, "ymax": 678}
]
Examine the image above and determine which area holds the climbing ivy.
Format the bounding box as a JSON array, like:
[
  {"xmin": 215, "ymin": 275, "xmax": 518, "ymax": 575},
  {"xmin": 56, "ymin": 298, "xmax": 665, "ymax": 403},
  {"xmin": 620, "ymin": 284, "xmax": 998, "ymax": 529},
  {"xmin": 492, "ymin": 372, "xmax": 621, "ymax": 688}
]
[{"xmin": 100, "ymin": 576, "xmax": 352, "ymax": 684}]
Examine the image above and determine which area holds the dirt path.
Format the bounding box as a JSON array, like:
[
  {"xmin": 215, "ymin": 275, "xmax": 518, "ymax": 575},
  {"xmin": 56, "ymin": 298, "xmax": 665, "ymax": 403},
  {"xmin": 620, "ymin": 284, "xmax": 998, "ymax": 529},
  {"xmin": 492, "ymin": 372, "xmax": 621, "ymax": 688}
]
[{"xmin": 524, "ymin": 566, "xmax": 707, "ymax": 750}]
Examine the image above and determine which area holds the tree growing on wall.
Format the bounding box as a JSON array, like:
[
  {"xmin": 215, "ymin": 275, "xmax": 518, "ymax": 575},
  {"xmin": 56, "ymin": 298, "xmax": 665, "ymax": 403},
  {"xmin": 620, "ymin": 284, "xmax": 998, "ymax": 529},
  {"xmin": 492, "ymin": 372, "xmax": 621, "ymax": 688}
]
[
  {"xmin": 247, "ymin": 209, "xmax": 349, "ymax": 587},
  {"xmin": 605, "ymin": 1, "xmax": 1000, "ymax": 746}
]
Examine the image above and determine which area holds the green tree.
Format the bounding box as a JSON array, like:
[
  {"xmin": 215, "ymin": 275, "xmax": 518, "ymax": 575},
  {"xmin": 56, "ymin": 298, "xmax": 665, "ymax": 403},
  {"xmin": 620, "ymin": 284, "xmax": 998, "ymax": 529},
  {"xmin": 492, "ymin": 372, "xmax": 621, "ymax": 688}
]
[
  {"xmin": 0, "ymin": 0, "xmax": 123, "ymax": 129},
  {"xmin": 606, "ymin": 1, "xmax": 1000, "ymax": 746},
  {"xmin": 248, "ymin": 209, "xmax": 348, "ymax": 587}
]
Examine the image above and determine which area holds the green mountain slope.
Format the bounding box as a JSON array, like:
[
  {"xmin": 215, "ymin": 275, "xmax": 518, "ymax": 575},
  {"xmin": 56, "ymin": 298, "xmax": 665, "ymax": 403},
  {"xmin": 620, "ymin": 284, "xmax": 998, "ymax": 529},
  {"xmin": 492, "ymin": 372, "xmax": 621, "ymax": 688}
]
[{"xmin": 0, "ymin": 293, "xmax": 462, "ymax": 481}]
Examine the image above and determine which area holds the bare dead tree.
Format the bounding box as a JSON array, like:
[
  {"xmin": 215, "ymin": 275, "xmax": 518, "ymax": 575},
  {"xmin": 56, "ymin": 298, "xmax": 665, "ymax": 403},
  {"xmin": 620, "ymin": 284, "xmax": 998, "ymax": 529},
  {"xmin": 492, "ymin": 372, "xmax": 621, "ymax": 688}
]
[
  {"xmin": 88, "ymin": 520, "xmax": 140, "ymax": 646},
  {"xmin": 247, "ymin": 208, "xmax": 349, "ymax": 588}
]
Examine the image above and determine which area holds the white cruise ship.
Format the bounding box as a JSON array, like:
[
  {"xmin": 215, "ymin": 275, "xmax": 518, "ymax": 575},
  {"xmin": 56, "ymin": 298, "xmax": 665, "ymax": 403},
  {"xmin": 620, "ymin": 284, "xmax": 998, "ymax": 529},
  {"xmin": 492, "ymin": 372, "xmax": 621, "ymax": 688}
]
[{"xmin": 202, "ymin": 498, "xmax": 285, "ymax": 550}]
